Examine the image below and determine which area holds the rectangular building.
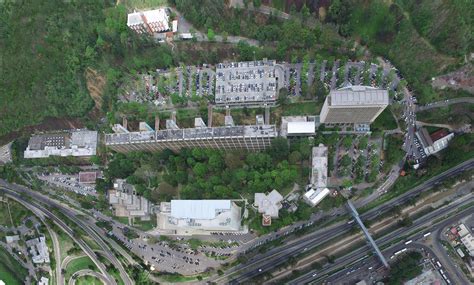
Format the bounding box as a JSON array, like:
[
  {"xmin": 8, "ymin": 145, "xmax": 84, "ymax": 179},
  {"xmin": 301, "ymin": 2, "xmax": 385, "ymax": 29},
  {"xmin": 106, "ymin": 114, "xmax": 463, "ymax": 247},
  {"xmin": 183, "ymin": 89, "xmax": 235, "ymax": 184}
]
[
  {"xmin": 156, "ymin": 200, "xmax": 243, "ymax": 235},
  {"xmin": 280, "ymin": 116, "xmax": 318, "ymax": 137},
  {"xmin": 215, "ymin": 59, "xmax": 284, "ymax": 107},
  {"xmin": 311, "ymin": 144, "xmax": 328, "ymax": 189},
  {"xmin": 303, "ymin": 188, "xmax": 330, "ymax": 207},
  {"xmin": 105, "ymin": 124, "xmax": 277, "ymax": 153},
  {"xmin": 461, "ymin": 233, "xmax": 474, "ymax": 257},
  {"xmin": 127, "ymin": 8, "xmax": 170, "ymax": 35},
  {"xmin": 24, "ymin": 130, "xmax": 98, "ymax": 159},
  {"xmin": 320, "ymin": 86, "xmax": 389, "ymax": 124}
]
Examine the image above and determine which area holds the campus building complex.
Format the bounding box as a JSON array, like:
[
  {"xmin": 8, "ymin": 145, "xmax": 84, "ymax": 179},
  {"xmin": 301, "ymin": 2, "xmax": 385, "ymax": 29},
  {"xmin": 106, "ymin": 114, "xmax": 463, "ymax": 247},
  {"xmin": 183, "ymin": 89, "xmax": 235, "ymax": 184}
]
[
  {"xmin": 215, "ymin": 59, "xmax": 284, "ymax": 107},
  {"xmin": 320, "ymin": 86, "xmax": 389, "ymax": 124},
  {"xmin": 108, "ymin": 179, "xmax": 151, "ymax": 220},
  {"xmin": 24, "ymin": 130, "xmax": 98, "ymax": 159},
  {"xmin": 156, "ymin": 200, "xmax": 243, "ymax": 235},
  {"xmin": 105, "ymin": 118, "xmax": 277, "ymax": 153}
]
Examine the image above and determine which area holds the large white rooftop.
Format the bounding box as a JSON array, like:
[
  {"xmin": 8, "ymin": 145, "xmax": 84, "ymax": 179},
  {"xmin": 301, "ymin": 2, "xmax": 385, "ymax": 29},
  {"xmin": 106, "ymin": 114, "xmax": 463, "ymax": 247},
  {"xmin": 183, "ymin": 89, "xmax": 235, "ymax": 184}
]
[
  {"xmin": 287, "ymin": 121, "xmax": 315, "ymax": 134},
  {"xmin": 171, "ymin": 200, "xmax": 232, "ymax": 220},
  {"xmin": 304, "ymin": 188, "xmax": 330, "ymax": 207},
  {"xmin": 330, "ymin": 86, "xmax": 389, "ymax": 106}
]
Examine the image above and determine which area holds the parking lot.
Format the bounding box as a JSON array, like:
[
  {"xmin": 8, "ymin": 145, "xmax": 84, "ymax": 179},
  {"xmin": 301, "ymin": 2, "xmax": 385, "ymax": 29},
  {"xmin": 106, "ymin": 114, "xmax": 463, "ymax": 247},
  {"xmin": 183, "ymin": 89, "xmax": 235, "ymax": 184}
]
[{"xmin": 37, "ymin": 173, "xmax": 97, "ymax": 196}]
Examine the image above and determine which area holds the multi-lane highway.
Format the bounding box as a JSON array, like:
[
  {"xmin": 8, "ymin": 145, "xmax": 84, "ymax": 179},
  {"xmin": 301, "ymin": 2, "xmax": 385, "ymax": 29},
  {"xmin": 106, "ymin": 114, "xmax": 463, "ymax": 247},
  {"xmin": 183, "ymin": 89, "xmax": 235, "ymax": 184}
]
[
  {"xmin": 292, "ymin": 193, "xmax": 473, "ymax": 284},
  {"xmin": 211, "ymin": 159, "xmax": 473, "ymax": 283},
  {"xmin": 0, "ymin": 180, "xmax": 134, "ymax": 285}
]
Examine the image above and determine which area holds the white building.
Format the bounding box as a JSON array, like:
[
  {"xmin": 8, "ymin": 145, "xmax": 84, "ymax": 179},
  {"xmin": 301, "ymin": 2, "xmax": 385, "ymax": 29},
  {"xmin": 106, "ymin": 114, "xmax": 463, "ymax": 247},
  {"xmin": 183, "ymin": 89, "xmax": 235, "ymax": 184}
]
[
  {"xmin": 280, "ymin": 116, "xmax": 317, "ymax": 137},
  {"xmin": 416, "ymin": 128, "xmax": 454, "ymax": 156},
  {"xmin": 319, "ymin": 86, "xmax": 389, "ymax": 124},
  {"xmin": 303, "ymin": 188, "xmax": 330, "ymax": 207},
  {"xmin": 108, "ymin": 179, "xmax": 151, "ymax": 220},
  {"xmin": 311, "ymin": 144, "xmax": 328, "ymax": 189},
  {"xmin": 38, "ymin": 277, "xmax": 49, "ymax": 285},
  {"xmin": 254, "ymin": 190, "xmax": 283, "ymax": 218},
  {"xmin": 127, "ymin": 8, "xmax": 170, "ymax": 35},
  {"xmin": 304, "ymin": 144, "xmax": 331, "ymax": 207},
  {"xmin": 461, "ymin": 233, "xmax": 474, "ymax": 257},
  {"xmin": 5, "ymin": 235, "xmax": 20, "ymax": 244},
  {"xmin": 24, "ymin": 130, "xmax": 98, "ymax": 159},
  {"xmin": 26, "ymin": 236, "xmax": 50, "ymax": 264},
  {"xmin": 157, "ymin": 200, "xmax": 242, "ymax": 235}
]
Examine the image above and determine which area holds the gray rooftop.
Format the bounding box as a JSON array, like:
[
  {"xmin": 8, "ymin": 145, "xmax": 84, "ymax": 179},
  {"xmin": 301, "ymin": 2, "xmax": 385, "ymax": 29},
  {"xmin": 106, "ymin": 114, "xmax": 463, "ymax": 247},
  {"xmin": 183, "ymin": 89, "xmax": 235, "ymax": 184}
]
[
  {"xmin": 106, "ymin": 125, "xmax": 277, "ymax": 145},
  {"xmin": 329, "ymin": 86, "xmax": 389, "ymax": 106}
]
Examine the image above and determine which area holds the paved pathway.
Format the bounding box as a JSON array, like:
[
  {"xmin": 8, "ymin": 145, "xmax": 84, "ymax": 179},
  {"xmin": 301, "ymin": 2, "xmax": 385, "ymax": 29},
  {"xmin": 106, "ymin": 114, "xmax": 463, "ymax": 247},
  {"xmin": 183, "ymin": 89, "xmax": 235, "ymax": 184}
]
[
  {"xmin": 69, "ymin": 269, "xmax": 108, "ymax": 285},
  {"xmin": 416, "ymin": 97, "xmax": 474, "ymax": 112}
]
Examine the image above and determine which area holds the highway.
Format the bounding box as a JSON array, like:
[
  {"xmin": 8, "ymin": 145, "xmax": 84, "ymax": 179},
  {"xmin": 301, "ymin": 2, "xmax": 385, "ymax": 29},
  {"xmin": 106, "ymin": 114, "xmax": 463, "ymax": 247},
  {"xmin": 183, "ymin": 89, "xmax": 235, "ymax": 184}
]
[
  {"xmin": 213, "ymin": 159, "xmax": 473, "ymax": 283},
  {"xmin": 2, "ymin": 191, "xmax": 116, "ymax": 285},
  {"xmin": 0, "ymin": 180, "xmax": 134, "ymax": 285},
  {"xmin": 291, "ymin": 194, "xmax": 473, "ymax": 284}
]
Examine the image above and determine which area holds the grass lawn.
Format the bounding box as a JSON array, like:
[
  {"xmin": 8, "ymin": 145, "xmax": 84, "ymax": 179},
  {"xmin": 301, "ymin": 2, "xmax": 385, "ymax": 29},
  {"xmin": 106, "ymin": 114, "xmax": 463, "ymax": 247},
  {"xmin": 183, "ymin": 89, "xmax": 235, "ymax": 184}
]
[
  {"xmin": 75, "ymin": 275, "xmax": 103, "ymax": 285},
  {"xmin": 372, "ymin": 108, "xmax": 398, "ymax": 131},
  {"xmin": 280, "ymin": 101, "xmax": 322, "ymax": 116},
  {"xmin": 65, "ymin": 256, "xmax": 97, "ymax": 281},
  {"xmin": 57, "ymin": 230, "xmax": 76, "ymax": 262},
  {"xmin": 133, "ymin": 216, "xmax": 156, "ymax": 231},
  {"xmin": 113, "ymin": 216, "xmax": 130, "ymax": 225},
  {"xmin": 0, "ymin": 199, "xmax": 32, "ymax": 227},
  {"xmin": 120, "ymin": 0, "xmax": 168, "ymax": 10},
  {"xmin": 0, "ymin": 246, "xmax": 28, "ymax": 285}
]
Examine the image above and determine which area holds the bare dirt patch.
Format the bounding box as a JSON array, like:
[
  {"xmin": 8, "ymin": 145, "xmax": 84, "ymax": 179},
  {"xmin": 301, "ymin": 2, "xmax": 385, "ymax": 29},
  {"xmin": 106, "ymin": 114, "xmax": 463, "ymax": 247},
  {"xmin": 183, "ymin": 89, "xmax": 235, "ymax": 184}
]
[{"xmin": 85, "ymin": 67, "xmax": 106, "ymax": 111}]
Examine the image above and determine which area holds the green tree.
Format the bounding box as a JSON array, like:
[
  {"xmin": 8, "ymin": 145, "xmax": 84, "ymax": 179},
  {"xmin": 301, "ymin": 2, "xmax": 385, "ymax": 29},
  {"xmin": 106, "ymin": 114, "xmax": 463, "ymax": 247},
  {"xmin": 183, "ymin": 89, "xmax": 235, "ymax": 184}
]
[{"xmin": 207, "ymin": 28, "xmax": 215, "ymax": 41}]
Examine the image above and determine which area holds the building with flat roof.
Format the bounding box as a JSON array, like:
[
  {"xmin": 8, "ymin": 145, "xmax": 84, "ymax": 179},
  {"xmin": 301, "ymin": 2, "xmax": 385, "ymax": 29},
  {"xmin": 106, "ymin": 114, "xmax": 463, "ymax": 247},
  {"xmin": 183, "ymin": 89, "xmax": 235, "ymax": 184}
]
[
  {"xmin": 303, "ymin": 144, "xmax": 330, "ymax": 207},
  {"xmin": 311, "ymin": 144, "xmax": 328, "ymax": 189},
  {"xmin": 26, "ymin": 236, "xmax": 50, "ymax": 264},
  {"xmin": 24, "ymin": 130, "xmax": 97, "ymax": 159},
  {"xmin": 319, "ymin": 86, "xmax": 389, "ymax": 124},
  {"xmin": 416, "ymin": 128, "xmax": 454, "ymax": 156},
  {"xmin": 127, "ymin": 8, "xmax": 170, "ymax": 35},
  {"xmin": 38, "ymin": 277, "xmax": 49, "ymax": 285},
  {"xmin": 108, "ymin": 179, "xmax": 151, "ymax": 220},
  {"xmin": 461, "ymin": 233, "xmax": 474, "ymax": 257},
  {"xmin": 280, "ymin": 116, "xmax": 318, "ymax": 137},
  {"xmin": 157, "ymin": 200, "xmax": 243, "ymax": 235},
  {"xmin": 105, "ymin": 119, "xmax": 277, "ymax": 153},
  {"xmin": 5, "ymin": 235, "xmax": 20, "ymax": 244},
  {"xmin": 215, "ymin": 59, "xmax": 284, "ymax": 107},
  {"xmin": 78, "ymin": 171, "xmax": 98, "ymax": 184},
  {"xmin": 303, "ymin": 188, "xmax": 330, "ymax": 207},
  {"xmin": 254, "ymin": 189, "xmax": 283, "ymax": 219}
]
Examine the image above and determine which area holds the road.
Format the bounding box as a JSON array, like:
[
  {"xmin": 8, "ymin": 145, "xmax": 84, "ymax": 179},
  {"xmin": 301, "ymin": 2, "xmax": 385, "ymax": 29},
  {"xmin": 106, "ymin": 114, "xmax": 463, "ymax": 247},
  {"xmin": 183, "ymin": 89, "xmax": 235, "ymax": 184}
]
[
  {"xmin": 291, "ymin": 195, "xmax": 474, "ymax": 284},
  {"xmin": 210, "ymin": 159, "xmax": 473, "ymax": 283},
  {"xmin": 46, "ymin": 223, "xmax": 63, "ymax": 285},
  {"xmin": 0, "ymin": 181, "xmax": 134, "ymax": 285},
  {"xmin": 416, "ymin": 97, "xmax": 474, "ymax": 112},
  {"xmin": 69, "ymin": 269, "xmax": 109, "ymax": 285},
  {"xmin": 2, "ymin": 192, "xmax": 115, "ymax": 284}
]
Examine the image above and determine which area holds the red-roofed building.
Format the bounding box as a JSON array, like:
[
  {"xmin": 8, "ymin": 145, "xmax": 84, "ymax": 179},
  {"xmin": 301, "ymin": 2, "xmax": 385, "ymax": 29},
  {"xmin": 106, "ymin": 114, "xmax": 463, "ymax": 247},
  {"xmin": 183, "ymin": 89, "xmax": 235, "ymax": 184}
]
[
  {"xmin": 79, "ymin": 171, "xmax": 97, "ymax": 184},
  {"xmin": 415, "ymin": 127, "xmax": 454, "ymax": 156},
  {"xmin": 262, "ymin": 215, "xmax": 272, "ymax": 226},
  {"xmin": 430, "ymin": 129, "xmax": 450, "ymax": 142}
]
